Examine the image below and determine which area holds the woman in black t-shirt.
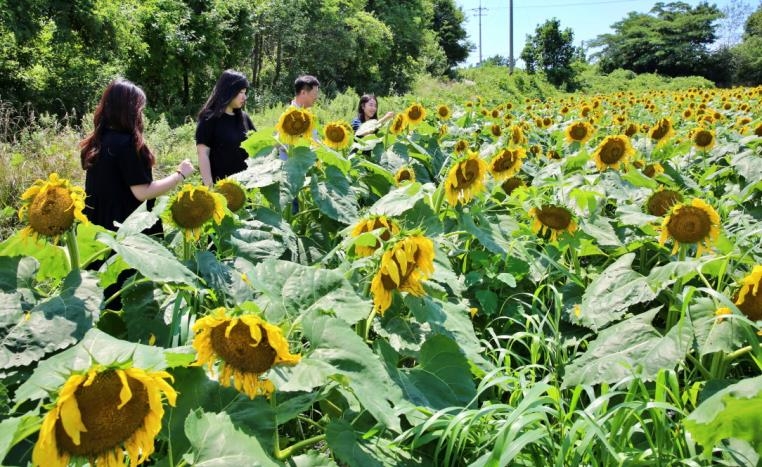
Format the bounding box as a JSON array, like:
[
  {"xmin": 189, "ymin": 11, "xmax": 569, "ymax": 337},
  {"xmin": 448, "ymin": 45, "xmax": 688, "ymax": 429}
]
[
  {"xmin": 81, "ymin": 79, "xmax": 194, "ymax": 233},
  {"xmin": 196, "ymin": 70, "xmax": 255, "ymax": 186}
]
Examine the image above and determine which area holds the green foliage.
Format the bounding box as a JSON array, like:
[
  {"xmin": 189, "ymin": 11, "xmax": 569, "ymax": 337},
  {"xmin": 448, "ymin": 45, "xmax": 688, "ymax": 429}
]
[{"xmin": 520, "ymin": 18, "xmax": 580, "ymax": 89}]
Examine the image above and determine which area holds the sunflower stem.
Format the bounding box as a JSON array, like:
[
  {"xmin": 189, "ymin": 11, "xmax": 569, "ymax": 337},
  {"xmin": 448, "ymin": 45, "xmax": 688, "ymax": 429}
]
[
  {"xmin": 276, "ymin": 434, "xmax": 327, "ymax": 460},
  {"xmin": 363, "ymin": 308, "xmax": 378, "ymax": 343},
  {"xmin": 432, "ymin": 183, "xmax": 446, "ymax": 217},
  {"xmin": 64, "ymin": 227, "xmax": 80, "ymax": 272}
]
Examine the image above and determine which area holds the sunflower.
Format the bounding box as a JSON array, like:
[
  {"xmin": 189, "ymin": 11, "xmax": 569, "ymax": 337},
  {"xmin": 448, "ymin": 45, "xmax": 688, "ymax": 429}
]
[
  {"xmin": 529, "ymin": 205, "xmax": 577, "ymax": 242},
  {"xmin": 165, "ymin": 184, "xmax": 227, "ymax": 241},
  {"xmin": 18, "ymin": 173, "xmax": 88, "ymax": 242},
  {"xmin": 32, "ymin": 365, "xmax": 176, "ymax": 467},
  {"xmin": 501, "ymin": 176, "xmax": 525, "ymax": 196},
  {"xmin": 646, "ymin": 188, "xmax": 683, "ymax": 217},
  {"xmin": 453, "ymin": 139, "xmax": 469, "ymax": 154},
  {"xmin": 276, "ymin": 106, "xmax": 316, "ymax": 145},
  {"xmin": 405, "ymin": 103, "xmax": 426, "ymax": 127},
  {"xmin": 394, "ymin": 166, "xmax": 416, "ymax": 186},
  {"xmin": 350, "ymin": 215, "xmax": 400, "ymax": 257},
  {"xmin": 691, "ymin": 128, "xmax": 715, "ymax": 151},
  {"xmin": 642, "ymin": 162, "xmax": 664, "ymax": 178},
  {"xmin": 734, "ymin": 265, "xmax": 762, "ymax": 321},
  {"xmin": 564, "ymin": 121, "xmax": 594, "ymax": 144},
  {"xmin": 214, "ymin": 178, "xmax": 246, "ymax": 212},
  {"xmin": 323, "ymin": 121, "xmax": 352, "ymax": 150},
  {"xmin": 592, "ymin": 135, "xmax": 634, "ymax": 171},
  {"xmin": 623, "ymin": 122, "xmax": 639, "ymax": 137},
  {"xmin": 489, "ymin": 147, "xmax": 525, "ymax": 181},
  {"xmin": 389, "ymin": 113, "xmax": 408, "ymax": 135},
  {"xmin": 444, "ymin": 151, "xmax": 488, "ymax": 206},
  {"xmin": 659, "ymin": 198, "xmax": 720, "ymax": 256},
  {"xmin": 489, "ymin": 123, "xmax": 502, "ymax": 138},
  {"xmin": 436, "ymin": 104, "xmax": 451, "ymax": 120},
  {"xmin": 649, "ymin": 118, "xmax": 674, "ymax": 145},
  {"xmin": 754, "ymin": 122, "xmax": 762, "ymax": 137},
  {"xmin": 370, "ymin": 235, "xmax": 435, "ymax": 314},
  {"xmin": 508, "ymin": 125, "xmax": 527, "ymax": 146},
  {"xmin": 192, "ymin": 308, "xmax": 300, "ymax": 399}
]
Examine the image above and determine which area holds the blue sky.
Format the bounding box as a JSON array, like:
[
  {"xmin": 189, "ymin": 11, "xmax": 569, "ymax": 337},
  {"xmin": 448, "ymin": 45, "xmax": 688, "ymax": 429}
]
[{"xmin": 454, "ymin": 0, "xmax": 747, "ymax": 67}]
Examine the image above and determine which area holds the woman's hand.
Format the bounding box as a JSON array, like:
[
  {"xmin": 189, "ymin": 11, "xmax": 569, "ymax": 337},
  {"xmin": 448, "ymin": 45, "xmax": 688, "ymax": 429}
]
[{"xmin": 177, "ymin": 159, "xmax": 195, "ymax": 179}]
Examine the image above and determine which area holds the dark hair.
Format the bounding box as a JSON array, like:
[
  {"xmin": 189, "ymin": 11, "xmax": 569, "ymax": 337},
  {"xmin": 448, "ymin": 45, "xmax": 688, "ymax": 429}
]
[
  {"xmin": 357, "ymin": 94, "xmax": 379, "ymax": 123},
  {"xmin": 80, "ymin": 79, "xmax": 154, "ymax": 170},
  {"xmin": 294, "ymin": 75, "xmax": 320, "ymax": 95},
  {"xmin": 198, "ymin": 69, "xmax": 250, "ymax": 122}
]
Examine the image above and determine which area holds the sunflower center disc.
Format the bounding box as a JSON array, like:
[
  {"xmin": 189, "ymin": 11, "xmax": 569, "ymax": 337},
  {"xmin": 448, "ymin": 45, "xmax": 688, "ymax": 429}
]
[
  {"xmin": 668, "ymin": 206, "xmax": 711, "ymax": 243},
  {"xmin": 600, "ymin": 142, "xmax": 624, "ymax": 164},
  {"xmin": 211, "ymin": 322, "xmax": 277, "ymax": 374},
  {"xmin": 29, "ymin": 187, "xmax": 75, "ymax": 236},
  {"xmin": 538, "ymin": 207, "xmax": 571, "ymax": 231},
  {"xmin": 171, "ymin": 191, "xmax": 215, "ymax": 229}
]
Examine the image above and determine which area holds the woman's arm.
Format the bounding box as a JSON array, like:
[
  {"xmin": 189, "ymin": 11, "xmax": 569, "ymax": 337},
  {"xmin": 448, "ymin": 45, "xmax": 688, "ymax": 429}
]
[
  {"xmin": 197, "ymin": 144, "xmax": 213, "ymax": 186},
  {"xmin": 130, "ymin": 159, "xmax": 194, "ymax": 201}
]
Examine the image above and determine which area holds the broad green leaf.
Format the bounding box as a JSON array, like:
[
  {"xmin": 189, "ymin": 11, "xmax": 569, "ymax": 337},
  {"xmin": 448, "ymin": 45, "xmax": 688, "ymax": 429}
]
[
  {"xmin": 240, "ymin": 126, "xmax": 277, "ymax": 158},
  {"xmin": 326, "ymin": 420, "xmax": 416, "ymax": 467},
  {"xmin": 356, "ymin": 159, "xmax": 395, "ymax": 184},
  {"xmin": 616, "ymin": 204, "xmax": 660, "ymax": 227},
  {"xmin": 0, "ymin": 255, "xmax": 37, "ymax": 292},
  {"xmin": 622, "ymin": 167, "xmax": 659, "ymax": 189},
  {"xmin": 290, "ymin": 452, "xmax": 339, "ymax": 467},
  {"xmin": 184, "ymin": 410, "xmax": 278, "ymax": 467},
  {"xmin": 315, "ymin": 146, "xmax": 351, "ymax": 174},
  {"xmin": 240, "ymin": 259, "xmax": 369, "ymax": 325},
  {"xmin": 572, "ymin": 253, "xmax": 657, "ymax": 331},
  {"xmin": 281, "ymin": 146, "xmax": 317, "ymax": 204},
  {"xmin": 225, "ymin": 211, "xmax": 297, "ymax": 262},
  {"xmin": 685, "ymin": 375, "xmax": 762, "ymax": 457},
  {"xmin": 0, "ymin": 231, "xmax": 68, "ymax": 281},
  {"xmin": 15, "ymin": 328, "xmax": 182, "ymax": 404},
  {"xmin": 689, "ymin": 297, "xmax": 747, "ymax": 356},
  {"xmin": 310, "ymin": 165, "xmax": 358, "ymax": 224},
  {"xmin": 646, "ymin": 259, "xmax": 705, "ymax": 290},
  {"xmin": 579, "ymin": 216, "xmax": 622, "ymax": 247},
  {"xmin": 1, "ymin": 271, "xmax": 100, "ymax": 371},
  {"xmin": 192, "ymin": 252, "xmax": 253, "ymax": 305},
  {"xmin": 272, "ymin": 313, "xmax": 403, "ymax": 431},
  {"xmin": 121, "ymin": 280, "xmax": 173, "ymax": 345},
  {"xmin": 0, "ymin": 415, "xmax": 40, "ymax": 462},
  {"xmin": 370, "ymin": 183, "xmax": 433, "ymax": 217},
  {"xmin": 375, "ymin": 314, "xmax": 429, "ymax": 354},
  {"xmin": 730, "ymin": 149, "xmax": 762, "ymax": 184},
  {"xmin": 381, "ymin": 335, "xmax": 476, "ymax": 410},
  {"xmin": 114, "ymin": 197, "xmax": 165, "ymax": 238},
  {"xmin": 459, "ymin": 211, "xmax": 518, "ymax": 255},
  {"xmin": 97, "ymin": 232, "xmax": 199, "ymax": 286},
  {"xmin": 563, "ymin": 308, "xmax": 693, "ymax": 387},
  {"xmin": 236, "ymin": 153, "xmax": 284, "ymax": 188},
  {"xmin": 75, "ymin": 222, "xmax": 112, "ymax": 266}
]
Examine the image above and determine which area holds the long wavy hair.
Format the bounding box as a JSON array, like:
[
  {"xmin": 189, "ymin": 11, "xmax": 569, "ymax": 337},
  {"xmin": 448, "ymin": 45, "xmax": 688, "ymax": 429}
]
[
  {"xmin": 356, "ymin": 94, "xmax": 379, "ymax": 123},
  {"xmin": 80, "ymin": 79, "xmax": 154, "ymax": 170},
  {"xmin": 197, "ymin": 70, "xmax": 250, "ymax": 125}
]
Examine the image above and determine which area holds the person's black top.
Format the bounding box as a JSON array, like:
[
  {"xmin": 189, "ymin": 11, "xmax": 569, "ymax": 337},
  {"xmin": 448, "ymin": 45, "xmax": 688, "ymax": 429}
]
[
  {"xmin": 195, "ymin": 111, "xmax": 255, "ymax": 182},
  {"xmin": 84, "ymin": 128, "xmax": 155, "ymax": 232}
]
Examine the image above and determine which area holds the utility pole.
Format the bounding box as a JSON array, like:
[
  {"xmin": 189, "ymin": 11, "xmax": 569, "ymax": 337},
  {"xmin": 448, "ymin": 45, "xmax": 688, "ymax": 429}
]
[
  {"xmin": 509, "ymin": 0, "xmax": 514, "ymax": 73},
  {"xmin": 471, "ymin": 1, "xmax": 488, "ymax": 65}
]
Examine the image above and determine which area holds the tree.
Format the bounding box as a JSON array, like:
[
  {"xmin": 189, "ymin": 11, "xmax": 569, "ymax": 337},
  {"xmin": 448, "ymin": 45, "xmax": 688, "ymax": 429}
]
[
  {"xmin": 520, "ymin": 19, "xmax": 579, "ymax": 89},
  {"xmin": 590, "ymin": 2, "xmax": 723, "ymax": 79},
  {"xmin": 431, "ymin": 0, "xmax": 473, "ymax": 75},
  {"xmin": 731, "ymin": 3, "xmax": 762, "ymax": 85},
  {"xmin": 716, "ymin": 0, "xmax": 754, "ymax": 47}
]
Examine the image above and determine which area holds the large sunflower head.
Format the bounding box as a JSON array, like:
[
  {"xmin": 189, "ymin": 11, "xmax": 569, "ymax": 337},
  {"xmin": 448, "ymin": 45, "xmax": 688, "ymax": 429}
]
[
  {"xmin": 659, "ymin": 198, "xmax": 721, "ymax": 256},
  {"xmin": 649, "ymin": 118, "xmax": 675, "ymax": 145},
  {"xmin": 32, "ymin": 365, "xmax": 176, "ymax": 467},
  {"xmin": 509, "ymin": 125, "xmax": 527, "ymax": 146},
  {"xmin": 18, "ymin": 173, "xmax": 88, "ymax": 243},
  {"xmin": 444, "ymin": 151, "xmax": 488, "ymax": 206},
  {"xmin": 691, "ymin": 128, "xmax": 715, "ymax": 151},
  {"xmin": 389, "ymin": 113, "xmax": 408, "ymax": 135},
  {"xmin": 405, "ymin": 103, "xmax": 427, "ymax": 126},
  {"xmin": 394, "ymin": 166, "xmax": 416, "ymax": 186},
  {"xmin": 276, "ymin": 106, "xmax": 316, "ymax": 145},
  {"xmin": 501, "ymin": 176, "xmax": 525, "ymax": 196},
  {"xmin": 214, "ymin": 178, "xmax": 246, "ymax": 212},
  {"xmin": 350, "ymin": 215, "xmax": 400, "ymax": 257},
  {"xmin": 192, "ymin": 307, "xmax": 300, "ymax": 399},
  {"xmin": 489, "ymin": 147, "xmax": 525, "ymax": 181},
  {"xmin": 592, "ymin": 134, "xmax": 635, "ymax": 171},
  {"xmin": 529, "ymin": 205, "xmax": 577, "ymax": 242},
  {"xmin": 323, "ymin": 121, "xmax": 352, "ymax": 150},
  {"xmin": 646, "ymin": 188, "xmax": 683, "ymax": 217},
  {"xmin": 734, "ymin": 265, "xmax": 762, "ymax": 321},
  {"xmin": 564, "ymin": 121, "xmax": 595, "ymax": 144},
  {"xmin": 436, "ymin": 104, "xmax": 451, "ymax": 120},
  {"xmin": 165, "ymin": 184, "xmax": 227, "ymax": 241},
  {"xmin": 370, "ymin": 234, "xmax": 434, "ymax": 314}
]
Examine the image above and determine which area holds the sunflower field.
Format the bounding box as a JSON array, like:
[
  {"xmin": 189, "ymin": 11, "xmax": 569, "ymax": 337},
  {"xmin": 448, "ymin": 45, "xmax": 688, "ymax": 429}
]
[{"xmin": 2, "ymin": 86, "xmax": 762, "ymax": 466}]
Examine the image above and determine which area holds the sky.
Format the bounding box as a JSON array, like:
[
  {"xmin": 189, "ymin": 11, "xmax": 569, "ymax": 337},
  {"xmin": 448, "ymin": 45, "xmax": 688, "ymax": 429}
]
[{"xmin": 453, "ymin": 0, "xmax": 749, "ymax": 67}]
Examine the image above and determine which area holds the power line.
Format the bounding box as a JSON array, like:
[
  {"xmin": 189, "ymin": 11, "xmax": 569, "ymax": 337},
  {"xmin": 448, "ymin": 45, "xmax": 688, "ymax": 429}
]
[
  {"xmin": 478, "ymin": 0, "xmax": 649, "ymax": 9},
  {"xmin": 470, "ymin": 1, "xmax": 488, "ymax": 64}
]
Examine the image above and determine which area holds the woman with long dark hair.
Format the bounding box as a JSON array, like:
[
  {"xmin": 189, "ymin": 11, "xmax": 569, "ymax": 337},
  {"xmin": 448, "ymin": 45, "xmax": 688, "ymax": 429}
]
[
  {"xmin": 351, "ymin": 94, "xmax": 394, "ymax": 137},
  {"xmin": 81, "ymin": 78, "xmax": 194, "ymax": 233},
  {"xmin": 196, "ymin": 70, "xmax": 255, "ymax": 186}
]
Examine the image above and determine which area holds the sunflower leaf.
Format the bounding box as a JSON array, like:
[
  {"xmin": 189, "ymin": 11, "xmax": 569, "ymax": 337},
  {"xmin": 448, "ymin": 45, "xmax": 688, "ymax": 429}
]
[
  {"xmin": 310, "ymin": 165, "xmax": 359, "ymax": 224},
  {"xmin": 184, "ymin": 409, "xmax": 279, "ymax": 467},
  {"xmin": 562, "ymin": 308, "xmax": 693, "ymax": 387},
  {"xmin": 684, "ymin": 375, "xmax": 762, "ymax": 458},
  {"xmin": 235, "ymin": 152, "xmax": 284, "ymax": 189},
  {"xmin": 281, "ymin": 146, "xmax": 317, "ymax": 207},
  {"xmin": 326, "ymin": 419, "xmax": 417, "ymax": 467},
  {"xmin": 689, "ymin": 297, "xmax": 747, "ymax": 356},
  {"xmin": 370, "ymin": 183, "xmax": 433, "ymax": 217},
  {"xmin": 730, "ymin": 148, "xmax": 762, "ymax": 184},
  {"xmin": 315, "ymin": 146, "xmax": 351, "ymax": 174},
  {"xmin": 0, "ymin": 231, "xmax": 69, "ymax": 281},
  {"xmin": 240, "ymin": 126, "xmax": 277, "ymax": 158},
  {"xmin": 0, "ymin": 255, "xmax": 37, "ymax": 293}
]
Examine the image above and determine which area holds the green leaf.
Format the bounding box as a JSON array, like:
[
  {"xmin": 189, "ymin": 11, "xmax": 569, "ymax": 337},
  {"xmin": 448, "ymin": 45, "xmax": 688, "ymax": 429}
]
[
  {"xmin": 239, "ymin": 259, "xmax": 370, "ymax": 325},
  {"xmin": 236, "ymin": 153, "xmax": 284, "ymax": 189},
  {"xmin": 370, "ymin": 183, "xmax": 433, "ymax": 217},
  {"xmin": 15, "ymin": 328, "xmax": 179, "ymax": 404},
  {"xmin": 281, "ymin": 146, "xmax": 317, "ymax": 205},
  {"xmin": 226, "ymin": 211, "xmax": 297, "ymax": 262},
  {"xmin": 689, "ymin": 297, "xmax": 747, "ymax": 356},
  {"xmin": 0, "ymin": 231, "xmax": 69, "ymax": 281},
  {"xmin": 356, "ymin": 159, "xmax": 395, "ymax": 185},
  {"xmin": 730, "ymin": 149, "xmax": 762, "ymax": 184},
  {"xmin": 326, "ymin": 419, "xmax": 415, "ymax": 467},
  {"xmin": 563, "ymin": 308, "xmax": 693, "ymax": 387},
  {"xmin": 0, "ymin": 255, "xmax": 37, "ymax": 292},
  {"xmin": 97, "ymin": 232, "xmax": 199, "ymax": 286},
  {"xmin": 572, "ymin": 253, "xmax": 657, "ymax": 331},
  {"xmin": 459, "ymin": 211, "xmax": 518, "ymax": 255},
  {"xmin": 0, "ymin": 415, "xmax": 40, "ymax": 462},
  {"xmin": 272, "ymin": 313, "xmax": 403, "ymax": 431},
  {"xmin": 579, "ymin": 216, "xmax": 622, "ymax": 247},
  {"xmin": 685, "ymin": 375, "xmax": 762, "ymax": 457},
  {"xmin": 240, "ymin": 126, "xmax": 277, "ymax": 158},
  {"xmin": 310, "ymin": 165, "xmax": 358, "ymax": 224},
  {"xmin": 184, "ymin": 409, "xmax": 279, "ymax": 467},
  {"xmin": 622, "ymin": 167, "xmax": 659, "ymax": 189},
  {"xmin": 646, "ymin": 259, "xmax": 705, "ymax": 291},
  {"xmin": 315, "ymin": 146, "xmax": 351, "ymax": 174},
  {"xmin": 1, "ymin": 270, "xmax": 100, "ymax": 371}
]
